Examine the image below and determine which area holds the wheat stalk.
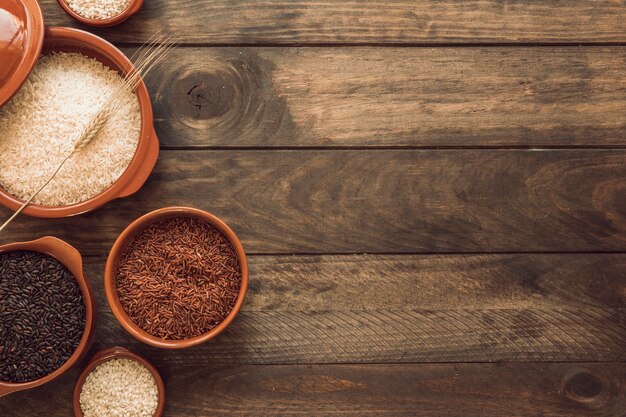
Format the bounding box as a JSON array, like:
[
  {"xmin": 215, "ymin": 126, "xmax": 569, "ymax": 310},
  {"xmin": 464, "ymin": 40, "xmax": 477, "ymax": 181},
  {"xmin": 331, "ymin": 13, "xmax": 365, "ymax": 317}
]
[{"xmin": 0, "ymin": 34, "xmax": 177, "ymax": 233}]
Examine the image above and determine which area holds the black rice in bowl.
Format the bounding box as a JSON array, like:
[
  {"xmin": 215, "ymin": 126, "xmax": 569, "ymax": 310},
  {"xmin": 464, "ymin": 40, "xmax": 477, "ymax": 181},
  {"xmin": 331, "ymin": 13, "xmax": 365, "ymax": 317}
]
[{"xmin": 0, "ymin": 251, "xmax": 86, "ymax": 383}]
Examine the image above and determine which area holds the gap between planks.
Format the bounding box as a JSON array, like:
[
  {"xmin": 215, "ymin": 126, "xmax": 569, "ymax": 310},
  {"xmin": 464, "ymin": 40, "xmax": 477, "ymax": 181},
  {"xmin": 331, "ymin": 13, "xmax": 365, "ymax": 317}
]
[
  {"xmin": 159, "ymin": 146, "xmax": 626, "ymax": 151},
  {"xmin": 82, "ymin": 251, "xmax": 626, "ymax": 258},
  {"xmin": 113, "ymin": 42, "xmax": 626, "ymax": 48}
]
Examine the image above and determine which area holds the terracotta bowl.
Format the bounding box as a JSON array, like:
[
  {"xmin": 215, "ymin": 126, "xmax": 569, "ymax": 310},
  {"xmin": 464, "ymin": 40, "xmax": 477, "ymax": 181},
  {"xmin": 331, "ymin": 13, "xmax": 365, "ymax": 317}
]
[
  {"xmin": 0, "ymin": 26, "xmax": 159, "ymax": 218},
  {"xmin": 0, "ymin": 0, "xmax": 44, "ymax": 107},
  {"xmin": 73, "ymin": 346, "xmax": 165, "ymax": 417},
  {"xmin": 0, "ymin": 236, "xmax": 96, "ymax": 398},
  {"xmin": 104, "ymin": 207, "xmax": 249, "ymax": 349},
  {"xmin": 57, "ymin": 0, "xmax": 143, "ymax": 27}
]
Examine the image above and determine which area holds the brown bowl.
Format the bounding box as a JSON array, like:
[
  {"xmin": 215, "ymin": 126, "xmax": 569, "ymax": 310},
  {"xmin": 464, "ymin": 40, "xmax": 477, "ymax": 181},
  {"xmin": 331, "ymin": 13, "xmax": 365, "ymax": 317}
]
[
  {"xmin": 0, "ymin": 0, "xmax": 44, "ymax": 107},
  {"xmin": 104, "ymin": 207, "xmax": 249, "ymax": 349},
  {"xmin": 73, "ymin": 346, "xmax": 165, "ymax": 417},
  {"xmin": 0, "ymin": 236, "xmax": 96, "ymax": 398},
  {"xmin": 57, "ymin": 0, "xmax": 143, "ymax": 27},
  {"xmin": 0, "ymin": 27, "xmax": 159, "ymax": 218}
]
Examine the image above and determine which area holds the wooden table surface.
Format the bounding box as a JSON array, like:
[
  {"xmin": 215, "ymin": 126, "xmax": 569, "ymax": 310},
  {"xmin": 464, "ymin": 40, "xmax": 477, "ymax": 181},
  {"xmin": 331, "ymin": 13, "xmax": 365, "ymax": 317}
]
[{"xmin": 2, "ymin": 1, "xmax": 626, "ymax": 416}]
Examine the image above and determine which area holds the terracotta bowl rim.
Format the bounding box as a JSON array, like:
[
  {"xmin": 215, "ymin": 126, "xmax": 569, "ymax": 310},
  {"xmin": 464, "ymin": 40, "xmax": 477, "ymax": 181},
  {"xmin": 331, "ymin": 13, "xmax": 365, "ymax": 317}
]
[
  {"xmin": 0, "ymin": 26, "xmax": 158, "ymax": 218},
  {"xmin": 104, "ymin": 206, "xmax": 249, "ymax": 349},
  {"xmin": 56, "ymin": 0, "xmax": 144, "ymax": 27},
  {"xmin": 72, "ymin": 346, "xmax": 165, "ymax": 417},
  {"xmin": 0, "ymin": 236, "xmax": 95, "ymax": 397}
]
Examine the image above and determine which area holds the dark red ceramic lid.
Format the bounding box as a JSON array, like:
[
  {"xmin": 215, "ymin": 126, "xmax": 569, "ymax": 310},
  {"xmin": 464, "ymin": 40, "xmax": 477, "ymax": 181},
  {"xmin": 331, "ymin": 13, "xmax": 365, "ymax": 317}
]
[{"xmin": 0, "ymin": 0, "xmax": 44, "ymax": 107}]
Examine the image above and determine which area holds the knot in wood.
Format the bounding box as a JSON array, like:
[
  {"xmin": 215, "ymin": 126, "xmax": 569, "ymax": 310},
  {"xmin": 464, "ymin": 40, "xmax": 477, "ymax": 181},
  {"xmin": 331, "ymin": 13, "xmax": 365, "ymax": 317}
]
[
  {"xmin": 153, "ymin": 50, "xmax": 293, "ymax": 146},
  {"xmin": 187, "ymin": 84, "xmax": 211, "ymax": 106},
  {"xmin": 561, "ymin": 369, "xmax": 611, "ymax": 410},
  {"xmin": 565, "ymin": 371, "xmax": 603, "ymax": 399},
  {"xmin": 169, "ymin": 73, "xmax": 235, "ymax": 122}
]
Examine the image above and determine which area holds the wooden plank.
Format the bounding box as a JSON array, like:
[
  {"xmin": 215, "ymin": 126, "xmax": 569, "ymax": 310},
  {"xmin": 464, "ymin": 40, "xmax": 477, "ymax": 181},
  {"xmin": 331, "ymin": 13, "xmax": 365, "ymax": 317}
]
[
  {"xmin": 7, "ymin": 46, "xmax": 626, "ymax": 149},
  {"xmin": 2, "ymin": 363, "xmax": 624, "ymax": 416},
  {"xmin": 65, "ymin": 256, "xmax": 626, "ymax": 364},
  {"xmin": 94, "ymin": 308, "xmax": 624, "ymax": 364},
  {"xmin": 2, "ymin": 150, "xmax": 626, "ymax": 254},
  {"xmin": 136, "ymin": 47, "xmax": 626, "ymax": 148},
  {"xmin": 40, "ymin": 1, "xmax": 626, "ymax": 44},
  {"xmin": 244, "ymin": 254, "xmax": 626, "ymax": 310}
]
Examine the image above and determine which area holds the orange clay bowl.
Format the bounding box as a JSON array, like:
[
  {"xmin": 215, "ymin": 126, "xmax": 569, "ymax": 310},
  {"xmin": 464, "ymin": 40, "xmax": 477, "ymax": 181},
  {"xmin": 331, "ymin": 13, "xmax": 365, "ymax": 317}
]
[
  {"xmin": 73, "ymin": 346, "xmax": 165, "ymax": 417},
  {"xmin": 0, "ymin": 26, "xmax": 159, "ymax": 219},
  {"xmin": 0, "ymin": 236, "xmax": 96, "ymax": 398},
  {"xmin": 104, "ymin": 207, "xmax": 249, "ymax": 349},
  {"xmin": 0, "ymin": 0, "xmax": 44, "ymax": 107},
  {"xmin": 57, "ymin": 0, "xmax": 143, "ymax": 27}
]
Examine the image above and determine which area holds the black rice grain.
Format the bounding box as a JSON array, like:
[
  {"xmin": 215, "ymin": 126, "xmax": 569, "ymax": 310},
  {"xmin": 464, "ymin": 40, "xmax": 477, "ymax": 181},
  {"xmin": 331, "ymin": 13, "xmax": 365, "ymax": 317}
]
[{"xmin": 0, "ymin": 250, "xmax": 86, "ymax": 383}]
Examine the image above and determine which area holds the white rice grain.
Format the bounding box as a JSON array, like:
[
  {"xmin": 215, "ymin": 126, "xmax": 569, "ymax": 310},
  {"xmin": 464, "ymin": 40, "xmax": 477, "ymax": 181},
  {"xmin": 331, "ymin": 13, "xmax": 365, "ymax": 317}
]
[
  {"xmin": 0, "ymin": 52, "xmax": 141, "ymax": 207},
  {"xmin": 79, "ymin": 358, "xmax": 159, "ymax": 417},
  {"xmin": 67, "ymin": 0, "xmax": 132, "ymax": 20}
]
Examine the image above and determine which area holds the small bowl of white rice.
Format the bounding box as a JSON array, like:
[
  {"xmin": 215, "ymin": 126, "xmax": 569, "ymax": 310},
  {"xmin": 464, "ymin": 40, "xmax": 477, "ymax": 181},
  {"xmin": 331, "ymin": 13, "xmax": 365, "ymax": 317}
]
[
  {"xmin": 0, "ymin": 26, "xmax": 159, "ymax": 218},
  {"xmin": 57, "ymin": 0, "xmax": 144, "ymax": 27},
  {"xmin": 72, "ymin": 346, "xmax": 165, "ymax": 417}
]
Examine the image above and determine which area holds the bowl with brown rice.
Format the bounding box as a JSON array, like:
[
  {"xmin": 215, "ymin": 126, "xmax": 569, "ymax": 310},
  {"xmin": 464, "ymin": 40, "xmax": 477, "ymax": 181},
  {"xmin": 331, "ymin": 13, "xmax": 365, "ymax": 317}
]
[
  {"xmin": 104, "ymin": 207, "xmax": 249, "ymax": 349},
  {"xmin": 0, "ymin": 27, "xmax": 159, "ymax": 218}
]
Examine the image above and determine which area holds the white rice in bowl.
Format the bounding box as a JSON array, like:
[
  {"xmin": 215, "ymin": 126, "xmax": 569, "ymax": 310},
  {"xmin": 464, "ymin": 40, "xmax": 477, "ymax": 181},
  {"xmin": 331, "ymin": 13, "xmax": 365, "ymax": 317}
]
[
  {"xmin": 67, "ymin": 0, "xmax": 132, "ymax": 20},
  {"xmin": 0, "ymin": 52, "xmax": 141, "ymax": 207}
]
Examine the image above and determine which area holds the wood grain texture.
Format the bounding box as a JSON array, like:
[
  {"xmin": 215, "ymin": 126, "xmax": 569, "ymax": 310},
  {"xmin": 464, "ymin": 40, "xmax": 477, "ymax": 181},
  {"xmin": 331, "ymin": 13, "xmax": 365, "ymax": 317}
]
[
  {"xmin": 2, "ymin": 150, "xmax": 626, "ymax": 254},
  {"xmin": 40, "ymin": 1, "xmax": 626, "ymax": 44},
  {"xmin": 94, "ymin": 308, "xmax": 625, "ymax": 364},
  {"xmin": 2, "ymin": 363, "xmax": 624, "ymax": 416},
  {"xmin": 138, "ymin": 47, "xmax": 626, "ymax": 148},
  {"xmin": 57, "ymin": 256, "xmax": 626, "ymax": 364},
  {"xmin": 243, "ymin": 254, "xmax": 626, "ymax": 310},
  {"xmin": 5, "ymin": 2, "xmax": 622, "ymax": 416}
]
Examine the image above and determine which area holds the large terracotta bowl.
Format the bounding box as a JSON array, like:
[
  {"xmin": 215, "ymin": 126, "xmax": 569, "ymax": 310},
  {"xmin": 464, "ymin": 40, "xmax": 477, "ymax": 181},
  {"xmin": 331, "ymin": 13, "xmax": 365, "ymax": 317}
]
[
  {"xmin": 56, "ymin": 0, "xmax": 144, "ymax": 27},
  {"xmin": 73, "ymin": 347, "xmax": 165, "ymax": 417},
  {"xmin": 0, "ymin": 26, "xmax": 159, "ymax": 218},
  {"xmin": 104, "ymin": 207, "xmax": 249, "ymax": 349},
  {"xmin": 0, "ymin": 236, "xmax": 96, "ymax": 398}
]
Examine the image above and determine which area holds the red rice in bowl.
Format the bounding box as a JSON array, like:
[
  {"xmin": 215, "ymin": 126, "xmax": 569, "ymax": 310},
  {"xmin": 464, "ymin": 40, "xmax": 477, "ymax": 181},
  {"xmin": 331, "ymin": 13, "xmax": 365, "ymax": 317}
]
[{"xmin": 116, "ymin": 217, "xmax": 242, "ymax": 340}]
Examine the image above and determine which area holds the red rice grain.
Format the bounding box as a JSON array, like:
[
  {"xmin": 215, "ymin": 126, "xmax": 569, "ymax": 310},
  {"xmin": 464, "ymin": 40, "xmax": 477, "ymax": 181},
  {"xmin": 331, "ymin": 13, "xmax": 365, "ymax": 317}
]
[{"xmin": 116, "ymin": 217, "xmax": 242, "ymax": 340}]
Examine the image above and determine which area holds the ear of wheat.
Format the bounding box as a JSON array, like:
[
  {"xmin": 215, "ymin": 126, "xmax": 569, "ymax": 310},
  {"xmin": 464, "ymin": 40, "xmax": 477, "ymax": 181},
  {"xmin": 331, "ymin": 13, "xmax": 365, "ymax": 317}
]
[{"xmin": 0, "ymin": 33, "xmax": 178, "ymax": 233}]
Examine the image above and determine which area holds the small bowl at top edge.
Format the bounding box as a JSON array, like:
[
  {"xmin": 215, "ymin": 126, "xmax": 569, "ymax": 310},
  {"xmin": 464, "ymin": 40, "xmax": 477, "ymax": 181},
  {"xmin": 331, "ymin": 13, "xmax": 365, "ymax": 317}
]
[
  {"xmin": 72, "ymin": 346, "xmax": 165, "ymax": 417},
  {"xmin": 104, "ymin": 206, "xmax": 249, "ymax": 349},
  {"xmin": 0, "ymin": 236, "xmax": 96, "ymax": 398},
  {"xmin": 56, "ymin": 0, "xmax": 144, "ymax": 27}
]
